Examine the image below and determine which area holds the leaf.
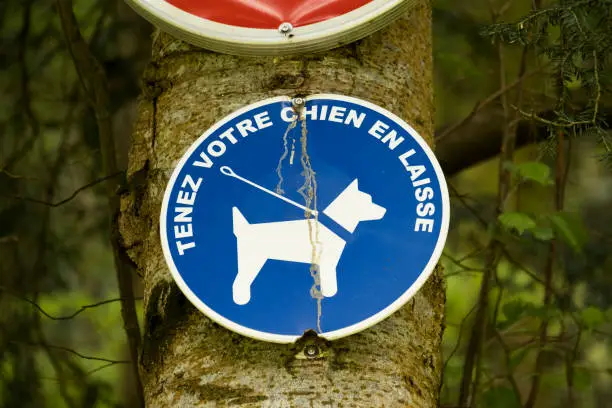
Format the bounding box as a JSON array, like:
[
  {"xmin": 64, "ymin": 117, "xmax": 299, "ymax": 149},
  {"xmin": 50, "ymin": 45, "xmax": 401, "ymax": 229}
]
[
  {"xmin": 573, "ymin": 368, "xmax": 591, "ymax": 390},
  {"xmin": 523, "ymin": 304, "xmax": 550, "ymax": 319},
  {"xmin": 500, "ymin": 301, "xmax": 553, "ymax": 330},
  {"xmin": 503, "ymin": 300, "xmax": 525, "ymax": 324},
  {"xmin": 549, "ymin": 212, "xmax": 589, "ymax": 252},
  {"xmin": 482, "ymin": 386, "xmax": 521, "ymax": 408},
  {"xmin": 511, "ymin": 161, "xmax": 553, "ymax": 185},
  {"xmin": 509, "ymin": 348, "xmax": 529, "ymax": 370},
  {"xmin": 531, "ymin": 226, "xmax": 555, "ymax": 241},
  {"xmin": 581, "ymin": 307, "xmax": 604, "ymax": 329},
  {"xmin": 499, "ymin": 212, "xmax": 537, "ymax": 235}
]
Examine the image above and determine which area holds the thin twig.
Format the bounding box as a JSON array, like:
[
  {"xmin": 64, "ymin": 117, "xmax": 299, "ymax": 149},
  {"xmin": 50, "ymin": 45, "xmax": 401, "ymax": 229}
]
[
  {"xmin": 565, "ymin": 326, "xmax": 582, "ymax": 408},
  {"xmin": 0, "ymin": 0, "xmax": 42, "ymax": 173},
  {"xmin": 86, "ymin": 361, "xmax": 123, "ymax": 376},
  {"xmin": 55, "ymin": 1, "xmax": 144, "ymax": 405},
  {"xmin": 13, "ymin": 341, "xmax": 129, "ymax": 364},
  {"xmin": 38, "ymin": 360, "xmax": 123, "ymax": 382},
  {"xmin": 7, "ymin": 172, "xmax": 122, "ymax": 207},
  {"xmin": 442, "ymin": 253, "xmax": 486, "ymax": 273},
  {"xmin": 458, "ymin": 5, "xmax": 526, "ymax": 404},
  {"xmin": 448, "ymin": 184, "xmax": 562, "ymax": 292},
  {"xmin": 1, "ymin": 288, "xmax": 142, "ymax": 320},
  {"xmin": 0, "ymin": 236, "xmax": 18, "ymax": 244},
  {"xmin": 442, "ymin": 302, "xmax": 479, "ymax": 386},
  {"xmin": 448, "ymin": 183, "xmax": 489, "ymax": 227},
  {"xmin": 0, "ymin": 168, "xmax": 37, "ymax": 180},
  {"xmin": 35, "ymin": 325, "xmax": 78, "ymax": 408},
  {"xmin": 525, "ymin": 131, "xmax": 569, "ymax": 408},
  {"xmin": 494, "ymin": 330, "xmax": 523, "ymax": 403},
  {"xmin": 437, "ymin": 69, "xmax": 541, "ymax": 142}
]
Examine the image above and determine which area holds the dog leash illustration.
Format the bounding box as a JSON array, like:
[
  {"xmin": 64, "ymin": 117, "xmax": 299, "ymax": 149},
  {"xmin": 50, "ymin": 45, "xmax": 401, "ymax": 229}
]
[{"xmin": 220, "ymin": 166, "xmax": 319, "ymax": 216}]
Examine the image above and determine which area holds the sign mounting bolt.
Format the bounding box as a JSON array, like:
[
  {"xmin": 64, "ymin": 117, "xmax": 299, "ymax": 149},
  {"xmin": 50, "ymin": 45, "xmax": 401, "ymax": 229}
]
[
  {"xmin": 291, "ymin": 97, "xmax": 305, "ymax": 115},
  {"xmin": 292, "ymin": 97, "xmax": 304, "ymax": 108},
  {"xmin": 278, "ymin": 22, "xmax": 293, "ymax": 35},
  {"xmin": 304, "ymin": 344, "xmax": 320, "ymax": 358}
]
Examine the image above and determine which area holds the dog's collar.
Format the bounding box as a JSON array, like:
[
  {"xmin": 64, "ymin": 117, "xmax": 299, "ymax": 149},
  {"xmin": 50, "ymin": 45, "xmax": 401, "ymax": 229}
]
[{"xmin": 316, "ymin": 212, "xmax": 355, "ymax": 244}]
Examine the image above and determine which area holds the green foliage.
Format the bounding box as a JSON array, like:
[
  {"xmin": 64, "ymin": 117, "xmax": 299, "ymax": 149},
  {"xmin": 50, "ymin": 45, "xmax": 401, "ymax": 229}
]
[
  {"xmin": 530, "ymin": 226, "xmax": 555, "ymax": 241},
  {"xmin": 500, "ymin": 298, "xmax": 558, "ymax": 329},
  {"xmin": 573, "ymin": 367, "xmax": 592, "ymax": 390},
  {"xmin": 482, "ymin": 386, "xmax": 521, "ymax": 408},
  {"xmin": 506, "ymin": 161, "xmax": 553, "ymax": 185},
  {"xmin": 549, "ymin": 211, "xmax": 589, "ymax": 252},
  {"xmin": 0, "ymin": 0, "xmax": 150, "ymax": 406},
  {"xmin": 508, "ymin": 348, "xmax": 530, "ymax": 370},
  {"xmin": 483, "ymin": 0, "xmax": 612, "ymax": 166},
  {"xmin": 502, "ymin": 299, "xmax": 530, "ymax": 323},
  {"xmin": 580, "ymin": 306, "xmax": 605, "ymax": 329},
  {"xmin": 498, "ymin": 211, "xmax": 537, "ymax": 234},
  {"xmin": 443, "ymin": 3, "xmax": 612, "ymax": 408},
  {"xmin": 498, "ymin": 209, "xmax": 588, "ymax": 251}
]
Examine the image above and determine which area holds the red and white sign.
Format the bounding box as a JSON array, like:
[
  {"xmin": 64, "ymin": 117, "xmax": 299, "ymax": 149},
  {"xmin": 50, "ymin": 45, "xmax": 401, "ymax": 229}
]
[{"xmin": 125, "ymin": 0, "xmax": 415, "ymax": 55}]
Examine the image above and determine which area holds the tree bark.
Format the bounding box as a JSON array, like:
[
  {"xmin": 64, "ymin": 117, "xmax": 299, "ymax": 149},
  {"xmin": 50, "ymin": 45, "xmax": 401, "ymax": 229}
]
[{"xmin": 120, "ymin": 2, "xmax": 445, "ymax": 407}]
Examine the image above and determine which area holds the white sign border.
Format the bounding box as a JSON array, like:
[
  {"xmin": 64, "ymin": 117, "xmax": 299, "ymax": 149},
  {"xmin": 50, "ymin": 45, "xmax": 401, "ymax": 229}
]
[
  {"xmin": 125, "ymin": 0, "xmax": 418, "ymax": 56},
  {"xmin": 159, "ymin": 94, "xmax": 450, "ymax": 343}
]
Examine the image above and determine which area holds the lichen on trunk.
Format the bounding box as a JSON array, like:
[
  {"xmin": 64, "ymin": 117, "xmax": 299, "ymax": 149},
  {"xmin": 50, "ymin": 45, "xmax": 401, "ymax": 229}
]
[{"xmin": 120, "ymin": 2, "xmax": 445, "ymax": 407}]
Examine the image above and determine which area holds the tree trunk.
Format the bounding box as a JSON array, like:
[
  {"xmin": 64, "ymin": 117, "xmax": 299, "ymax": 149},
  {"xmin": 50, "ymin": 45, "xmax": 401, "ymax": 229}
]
[{"xmin": 120, "ymin": 2, "xmax": 445, "ymax": 407}]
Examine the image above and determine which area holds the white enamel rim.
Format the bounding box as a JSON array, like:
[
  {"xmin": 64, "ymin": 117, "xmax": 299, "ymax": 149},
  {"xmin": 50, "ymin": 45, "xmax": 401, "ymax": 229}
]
[
  {"xmin": 159, "ymin": 94, "xmax": 451, "ymax": 343},
  {"xmin": 124, "ymin": 0, "xmax": 417, "ymax": 56}
]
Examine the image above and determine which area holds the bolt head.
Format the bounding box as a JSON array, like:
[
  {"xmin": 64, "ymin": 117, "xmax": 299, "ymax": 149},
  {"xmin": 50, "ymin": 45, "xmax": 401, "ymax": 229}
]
[
  {"xmin": 304, "ymin": 344, "xmax": 319, "ymax": 358},
  {"xmin": 278, "ymin": 22, "xmax": 293, "ymax": 34},
  {"xmin": 292, "ymin": 97, "xmax": 304, "ymax": 107}
]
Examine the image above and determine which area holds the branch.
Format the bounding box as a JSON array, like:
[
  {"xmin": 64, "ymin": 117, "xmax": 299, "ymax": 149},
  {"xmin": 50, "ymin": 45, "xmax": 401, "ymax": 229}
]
[
  {"xmin": 55, "ymin": 1, "xmax": 144, "ymax": 405},
  {"xmin": 11, "ymin": 171, "xmax": 124, "ymax": 208},
  {"xmin": 442, "ymin": 252, "xmax": 485, "ymax": 276},
  {"xmin": 437, "ymin": 69, "xmax": 541, "ymax": 143},
  {"xmin": 435, "ymin": 102, "xmax": 612, "ymax": 177},
  {"xmin": 1, "ymin": 287, "xmax": 142, "ymax": 320},
  {"xmin": 525, "ymin": 130, "xmax": 570, "ymax": 408},
  {"xmin": 0, "ymin": 236, "xmax": 18, "ymax": 244},
  {"xmin": 0, "ymin": 168, "xmax": 37, "ymax": 180},
  {"xmin": 6, "ymin": 172, "xmax": 122, "ymax": 207},
  {"xmin": 1, "ymin": 0, "xmax": 41, "ymax": 172},
  {"xmin": 458, "ymin": 12, "xmax": 526, "ymax": 404},
  {"xmin": 442, "ymin": 302, "xmax": 479, "ymax": 378},
  {"xmin": 38, "ymin": 361, "xmax": 124, "ymax": 382},
  {"xmin": 38, "ymin": 297, "xmax": 142, "ymax": 320},
  {"xmin": 13, "ymin": 340, "xmax": 129, "ymax": 364},
  {"xmin": 86, "ymin": 361, "xmax": 124, "ymax": 376},
  {"xmin": 35, "ymin": 324, "xmax": 78, "ymax": 408},
  {"xmin": 493, "ymin": 330, "xmax": 522, "ymax": 404}
]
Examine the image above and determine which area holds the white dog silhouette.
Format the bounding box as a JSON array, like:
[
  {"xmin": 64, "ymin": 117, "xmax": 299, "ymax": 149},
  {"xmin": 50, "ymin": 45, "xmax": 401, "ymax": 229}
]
[{"xmin": 231, "ymin": 179, "xmax": 386, "ymax": 305}]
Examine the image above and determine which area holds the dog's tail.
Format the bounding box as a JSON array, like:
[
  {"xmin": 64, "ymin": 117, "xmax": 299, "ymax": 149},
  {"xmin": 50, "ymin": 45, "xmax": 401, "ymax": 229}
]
[{"xmin": 232, "ymin": 207, "xmax": 249, "ymax": 236}]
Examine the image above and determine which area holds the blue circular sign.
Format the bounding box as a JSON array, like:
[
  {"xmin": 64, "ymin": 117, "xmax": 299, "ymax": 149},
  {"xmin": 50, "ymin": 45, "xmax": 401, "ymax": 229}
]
[{"xmin": 160, "ymin": 94, "xmax": 450, "ymax": 343}]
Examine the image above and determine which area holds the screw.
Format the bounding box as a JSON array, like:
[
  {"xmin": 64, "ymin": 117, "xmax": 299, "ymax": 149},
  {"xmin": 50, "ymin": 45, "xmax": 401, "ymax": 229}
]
[
  {"xmin": 278, "ymin": 22, "xmax": 293, "ymax": 35},
  {"xmin": 304, "ymin": 344, "xmax": 319, "ymax": 358},
  {"xmin": 292, "ymin": 97, "xmax": 304, "ymax": 107}
]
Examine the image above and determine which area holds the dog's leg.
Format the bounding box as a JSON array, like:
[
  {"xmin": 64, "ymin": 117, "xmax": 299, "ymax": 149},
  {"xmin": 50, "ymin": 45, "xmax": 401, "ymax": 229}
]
[
  {"xmin": 231, "ymin": 207, "xmax": 269, "ymax": 305},
  {"xmin": 319, "ymin": 265, "xmax": 338, "ymax": 298},
  {"xmin": 318, "ymin": 246, "xmax": 343, "ymax": 298},
  {"xmin": 232, "ymin": 248, "xmax": 267, "ymax": 305}
]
